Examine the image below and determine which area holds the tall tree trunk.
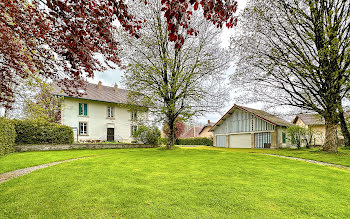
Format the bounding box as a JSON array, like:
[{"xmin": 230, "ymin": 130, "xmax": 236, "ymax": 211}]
[
  {"xmin": 323, "ymin": 117, "xmax": 339, "ymax": 152},
  {"xmin": 166, "ymin": 117, "xmax": 176, "ymax": 149},
  {"xmin": 338, "ymin": 105, "xmax": 350, "ymax": 148}
]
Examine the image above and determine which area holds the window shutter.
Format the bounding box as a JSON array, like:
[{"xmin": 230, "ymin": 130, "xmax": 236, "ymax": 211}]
[
  {"xmin": 84, "ymin": 104, "xmax": 87, "ymax": 116},
  {"xmin": 282, "ymin": 132, "xmax": 286, "ymax": 143},
  {"xmin": 79, "ymin": 103, "xmax": 82, "ymax": 115},
  {"xmin": 79, "ymin": 122, "xmax": 81, "ymax": 134}
]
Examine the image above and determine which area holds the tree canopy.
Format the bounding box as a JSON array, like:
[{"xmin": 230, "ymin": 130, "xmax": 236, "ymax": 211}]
[
  {"xmin": 1, "ymin": 0, "xmax": 238, "ymax": 109},
  {"xmin": 231, "ymin": 0, "xmax": 350, "ymax": 152},
  {"xmin": 119, "ymin": 0, "xmax": 231, "ymax": 148}
]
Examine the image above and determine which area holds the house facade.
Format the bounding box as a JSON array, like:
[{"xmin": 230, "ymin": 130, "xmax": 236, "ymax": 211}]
[
  {"xmin": 52, "ymin": 81, "xmax": 148, "ymax": 143},
  {"xmin": 198, "ymin": 120, "xmax": 214, "ymax": 138},
  {"xmin": 292, "ymin": 113, "xmax": 347, "ymax": 146},
  {"xmin": 210, "ymin": 105, "xmax": 291, "ymax": 148}
]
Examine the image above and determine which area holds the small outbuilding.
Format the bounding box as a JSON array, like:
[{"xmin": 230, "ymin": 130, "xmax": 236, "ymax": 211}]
[{"xmin": 210, "ymin": 105, "xmax": 291, "ymax": 149}]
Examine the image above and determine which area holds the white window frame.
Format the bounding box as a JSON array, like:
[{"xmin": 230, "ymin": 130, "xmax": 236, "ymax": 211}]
[
  {"xmin": 107, "ymin": 106, "xmax": 114, "ymax": 118},
  {"xmin": 79, "ymin": 122, "xmax": 88, "ymax": 135},
  {"xmin": 79, "ymin": 103, "xmax": 88, "ymax": 116}
]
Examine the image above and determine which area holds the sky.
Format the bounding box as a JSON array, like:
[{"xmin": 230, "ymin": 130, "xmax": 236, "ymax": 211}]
[{"xmin": 89, "ymin": 0, "xmax": 250, "ymax": 125}]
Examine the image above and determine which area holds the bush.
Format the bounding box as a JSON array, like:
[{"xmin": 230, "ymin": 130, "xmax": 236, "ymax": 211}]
[
  {"xmin": 14, "ymin": 120, "xmax": 73, "ymax": 145},
  {"xmin": 159, "ymin": 138, "xmax": 168, "ymax": 145},
  {"xmin": 133, "ymin": 125, "xmax": 160, "ymax": 145},
  {"xmin": 0, "ymin": 117, "xmax": 16, "ymax": 155},
  {"xmin": 176, "ymin": 137, "xmax": 213, "ymax": 146}
]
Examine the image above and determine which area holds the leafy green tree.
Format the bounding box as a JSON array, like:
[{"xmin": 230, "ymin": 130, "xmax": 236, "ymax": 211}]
[
  {"xmin": 287, "ymin": 126, "xmax": 307, "ymax": 149},
  {"xmin": 25, "ymin": 82, "xmax": 63, "ymax": 123},
  {"xmin": 119, "ymin": 0, "xmax": 231, "ymax": 149}
]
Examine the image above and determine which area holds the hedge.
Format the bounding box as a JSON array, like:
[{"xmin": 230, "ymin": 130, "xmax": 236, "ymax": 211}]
[
  {"xmin": 176, "ymin": 137, "xmax": 213, "ymax": 146},
  {"xmin": 14, "ymin": 120, "xmax": 74, "ymax": 145},
  {"xmin": 0, "ymin": 117, "xmax": 16, "ymax": 155},
  {"xmin": 160, "ymin": 137, "xmax": 213, "ymax": 146}
]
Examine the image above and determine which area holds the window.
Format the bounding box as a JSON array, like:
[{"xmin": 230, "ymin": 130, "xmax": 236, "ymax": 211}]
[
  {"xmin": 79, "ymin": 122, "xmax": 87, "ymax": 135},
  {"xmin": 131, "ymin": 111, "xmax": 137, "ymax": 121},
  {"xmin": 79, "ymin": 103, "xmax": 87, "ymax": 116},
  {"xmin": 107, "ymin": 106, "xmax": 114, "ymax": 118},
  {"xmin": 131, "ymin": 125, "xmax": 137, "ymax": 136},
  {"xmin": 282, "ymin": 132, "xmax": 286, "ymax": 143}
]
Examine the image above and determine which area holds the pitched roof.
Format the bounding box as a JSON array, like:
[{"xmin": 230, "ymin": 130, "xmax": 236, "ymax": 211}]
[
  {"xmin": 51, "ymin": 82, "xmax": 130, "ymax": 104},
  {"xmin": 180, "ymin": 126, "xmax": 202, "ymax": 138},
  {"xmin": 292, "ymin": 113, "xmax": 324, "ymax": 125},
  {"xmin": 210, "ymin": 104, "xmax": 291, "ymax": 131},
  {"xmin": 198, "ymin": 122, "xmax": 215, "ymax": 135}
]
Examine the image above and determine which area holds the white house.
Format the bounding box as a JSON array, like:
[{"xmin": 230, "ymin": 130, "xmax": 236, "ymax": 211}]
[
  {"xmin": 210, "ymin": 105, "xmax": 291, "ymax": 148},
  {"xmin": 52, "ymin": 81, "xmax": 148, "ymax": 143}
]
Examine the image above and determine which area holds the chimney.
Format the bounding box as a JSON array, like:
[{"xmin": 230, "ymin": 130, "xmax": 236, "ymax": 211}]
[
  {"xmin": 98, "ymin": 81, "xmax": 102, "ymax": 91},
  {"xmin": 114, "ymin": 83, "xmax": 118, "ymax": 93},
  {"xmin": 208, "ymin": 120, "xmax": 210, "ymax": 124}
]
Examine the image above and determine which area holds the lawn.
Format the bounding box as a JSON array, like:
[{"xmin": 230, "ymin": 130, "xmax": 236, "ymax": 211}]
[
  {"xmin": 193, "ymin": 146, "xmax": 350, "ymax": 167},
  {"xmin": 1, "ymin": 147, "xmax": 350, "ymax": 218},
  {"xmin": 0, "ymin": 149, "xmax": 111, "ymax": 174}
]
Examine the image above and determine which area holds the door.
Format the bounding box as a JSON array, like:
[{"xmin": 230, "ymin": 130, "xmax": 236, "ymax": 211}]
[
  {"xmin": 229, "ymin": 134, "xmax": 251, "ymax": 148},
  {"xmin": 107, "ymin": 128, "xmax": 114, "ymax": 142}
]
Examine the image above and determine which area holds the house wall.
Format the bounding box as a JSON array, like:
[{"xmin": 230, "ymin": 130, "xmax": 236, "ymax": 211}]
[
  {"xmin": 276, "ymin": 126, "xmax": 290, "ymax": 148},
  {"xmin": 212, "ymin": 108, "xmax": 290, "ymax": 148},
  {"xmin": 214, "ymin": 109, "xmax": 275, "ymax": 135},
  {"xmin": 293, "ymin": 118, "xmax": 339, "ymax": 146},
  {"xmin": 310, "ymin": 125, "xmax": 326, "ymax": 145},
  {"xmin": 61, "ymin": 97, "xmax": 148, "ymax": 143},
  {"xmin": 199, "ymin": 127, "xmax": 213, "ymax": 138}
]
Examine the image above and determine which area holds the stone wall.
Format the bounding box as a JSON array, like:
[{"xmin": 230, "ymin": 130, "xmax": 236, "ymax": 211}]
[{"xmin": 14, "ymin": 144, "xmax": 158, "ymax": 152}]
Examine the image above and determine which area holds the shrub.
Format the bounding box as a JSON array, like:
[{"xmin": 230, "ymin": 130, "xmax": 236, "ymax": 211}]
[
  {"xmin": 176, "ymin": 137, "xmax": 213, "ymax": 146},
  {"xmin": 0, "ymin": 117, "xmax": 16, "ymax": 155},
  {"xmin": 133, "ymin": 125, "xmax": 161, "ymax": 145},
  {"xmin": 14, "ymin": 120, "xmax": 73, "ymax": 145},
  {"xmin": 159, "ymin": 138, "xmax": 168, "ymax": 145}
]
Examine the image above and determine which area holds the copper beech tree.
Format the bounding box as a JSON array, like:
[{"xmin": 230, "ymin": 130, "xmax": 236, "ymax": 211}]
[
  {"xmin": 0, "ymin": 0, "xmax": 238, "ymax": 109},
  {"xmin": 163, "ymin": 121, "xmax": 185, "ymax": 140}
]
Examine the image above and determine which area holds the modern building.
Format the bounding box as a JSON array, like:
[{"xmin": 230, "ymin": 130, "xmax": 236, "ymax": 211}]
[
  {"xmin": 210, "ymin": 104, "xmax": 291, "ymax": 148},
  {"xmin": 52, "ymin": 81, "xmax": 148, "ymax": 143}
]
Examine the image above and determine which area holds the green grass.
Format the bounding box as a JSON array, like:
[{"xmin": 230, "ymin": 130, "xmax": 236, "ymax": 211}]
[
  {"xmin": 0, "ymin": 149, "xmax": 112, "ymax": 174},
  {"xmin": 1, "ymin": 147, "xmax": 350, "ymax": 218},
  {"xmin": 193, "ymin": 146, "xmax": 350, "ymax": 167}
]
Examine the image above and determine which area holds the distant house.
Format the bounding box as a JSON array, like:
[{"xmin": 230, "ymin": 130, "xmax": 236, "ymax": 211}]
[
  {"xmin": 52, "ymin": 81, "xmax": 148, "ymax": 143},
  {"xmin": 198, "ymin": 120, "xmax": 214, "ymax": 138},
  {"xmin": 180, "ymin": 126, "xmax": 202, "ymax": 138},
  {"xmin": 292, "ymin": 113, "xmax": 349, "ymax": 146},
  {"xmin": 210, "ymin": 105, "xmax": 291, "ymax": 148}
]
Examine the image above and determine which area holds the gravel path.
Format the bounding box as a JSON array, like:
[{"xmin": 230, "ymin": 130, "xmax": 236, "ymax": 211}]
[
  {"xmin": 0, "ymin": 157, "xmax": 91, "ymax": 184},
  {"xmin": 261, "ymin": 153, "xmax": 350, "ymax": 171}
]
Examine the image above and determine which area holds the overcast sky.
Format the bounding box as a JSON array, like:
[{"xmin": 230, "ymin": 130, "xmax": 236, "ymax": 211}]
[{"xmin": 89, "ymin": 0, "xmax": 250, "ymax": 125}]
